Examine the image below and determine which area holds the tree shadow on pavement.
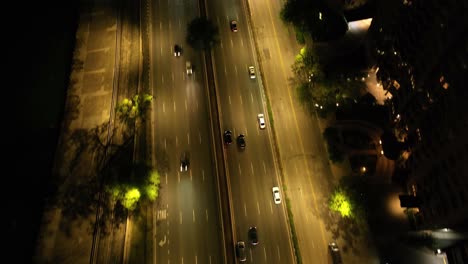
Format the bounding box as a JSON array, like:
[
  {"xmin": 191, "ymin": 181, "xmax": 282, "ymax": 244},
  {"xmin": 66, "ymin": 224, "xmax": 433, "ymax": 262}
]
[
  {"xmin": 154, "ymin": 142, "xmax": 170, "ymax": 174},
  {"xmin": 57, "ymin": 120, "xmax": 134, "ymax": 237}
]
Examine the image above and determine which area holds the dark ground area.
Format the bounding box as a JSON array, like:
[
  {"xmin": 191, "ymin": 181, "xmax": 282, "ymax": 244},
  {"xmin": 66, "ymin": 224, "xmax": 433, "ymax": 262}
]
[{"xmin": 5, "ymin": 1, "xmax": 79, "ymax": 262}]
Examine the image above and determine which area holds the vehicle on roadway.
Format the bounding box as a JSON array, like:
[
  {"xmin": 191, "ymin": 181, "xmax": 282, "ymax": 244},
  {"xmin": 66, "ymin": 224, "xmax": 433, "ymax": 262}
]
[
  {"xmin": 257, "ymin": 113, "xmax": 265, "ymax": 129},
  {"xmin": 237, "ymin": 134, "xmax": 246, "ymax": 149},
  {"xmin": 230, "ymin": 20, "xmax": 238, "ymax": 32},
  {"xmin": 236, "ymin": 241, "xmax": 246, "ymax": 262},
  {"xmin": 180, "ymin": 152, "xmax": 189, "ymax": 172},
  {"xmin": 224, "ymin": 130, "xmax": 233, "ymax": 145},
  {"xmin": 248, "ymin": 66, "xmax": 256, "ymax": 79},
  {"xmin": 272, "ymin": 186, "xmax": 281, "ymax": 204},
  {"xmin": 328, "ymin": 242, "xmax": 343, "ymax": 264},
  {"xmin": 186, "ymin": 61, "xmax": 192, "ymax": 75},
  {"xmin": 174, "ymin": 44, "xmax": 181, "ymax": 57},
  {"xmin": 248, "ymin": 226, "xmax": 258, "ymax": 245}
]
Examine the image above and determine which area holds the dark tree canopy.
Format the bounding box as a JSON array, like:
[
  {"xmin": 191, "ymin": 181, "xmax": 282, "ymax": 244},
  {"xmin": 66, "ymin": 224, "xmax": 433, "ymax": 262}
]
[
  {"xmin": 280, "ymin": 0, "xmax": 348, "ymax": 42},
  {"xmin": 186, "ymin": 17, "xmax": 220, "ymax": 51}
]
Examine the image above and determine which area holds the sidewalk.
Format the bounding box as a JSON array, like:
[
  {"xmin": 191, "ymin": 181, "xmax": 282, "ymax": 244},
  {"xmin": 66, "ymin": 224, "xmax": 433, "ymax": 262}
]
[{"xmin": 34, "ymin": 2, "xmax": 119, "ymax": 263}]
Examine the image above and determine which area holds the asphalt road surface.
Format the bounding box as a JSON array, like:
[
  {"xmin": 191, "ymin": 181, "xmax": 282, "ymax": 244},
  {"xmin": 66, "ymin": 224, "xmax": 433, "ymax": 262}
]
[
  {"xmin": 247, "ymin": 0, "xmax": 332, "ymax": 262},
  {"xmin": 205, "ymin": 0, "xmax": 296, "ymax": 263},
  {"xmin": 150, "ymin": 0, "xmax": 224, "ymax": 263}
]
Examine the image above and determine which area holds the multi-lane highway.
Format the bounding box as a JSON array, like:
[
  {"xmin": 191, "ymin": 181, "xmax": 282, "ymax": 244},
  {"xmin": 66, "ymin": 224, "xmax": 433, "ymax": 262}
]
[
  {"xmin": 150, "ymin": 0, "xmax": 224, "ymax": 263},
  {"xmin": 205, "ymin": 0, "xmax": 295, "ymax": 263}
]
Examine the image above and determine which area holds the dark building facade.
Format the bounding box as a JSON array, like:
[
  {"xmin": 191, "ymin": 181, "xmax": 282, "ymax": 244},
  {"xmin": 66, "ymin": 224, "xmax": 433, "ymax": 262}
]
[{"xmin": 368, "ymin": 0, "xmax": 468, "ymax": 233}]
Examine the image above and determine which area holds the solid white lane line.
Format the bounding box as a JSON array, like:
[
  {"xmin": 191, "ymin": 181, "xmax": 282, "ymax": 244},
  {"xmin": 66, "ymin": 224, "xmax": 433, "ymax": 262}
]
[
  {"xmin": 251, "ymin": 162, "xmax": 254, "ymax": 175},
  {"xmin": 165, "ymin": 172, "xmax": 168, "ymax": 185},
  {"xmin": 238, "ymin": 163, "xmax": 242, "ymax": 175},
  {"xmin": 264, "ymin": 247, "xmax": 267, "ymax": 261},
  {"xmin": 241, "ymin": 38, "xmax": 244, "ymax": 47},
  {"xmin": 173, "ymin": 101, "xmax": 176, "ymax": 112},
  {"xmin": 179, "ymin": 211, "xmax": 182, "ymax": 224},
  {"xmin": 263, "ymin": 161, "xmax": 267, "ymax": 174},
  {"xmin": 257, "ymin": 202, "xmax": 260, "ymax": 215},
  {"xmin": 244, "ymin": 203, "xmax": 247, "ymax": 217},
  {"xmin": 163, "ymin": 102, "xmax": 165, "ymax": 113},
  {"xmin": 190, "ymin": 169, "xmax": 192, "ymax": 181},
  {"xmin": 251, "ymin": 92, "xmax": 254, "ymax": 103},
  {"xmin": 187, "ymin": 132, "xmax": 190, "ymax": 145},
  {"xmin": 270, "ymin": 202, "xmax": 273, "ymax": 214}
]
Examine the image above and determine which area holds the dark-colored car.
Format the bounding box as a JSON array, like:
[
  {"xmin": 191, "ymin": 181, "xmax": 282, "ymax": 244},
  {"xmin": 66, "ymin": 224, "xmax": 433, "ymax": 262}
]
[
  {"xmin": 180, "ymin": 152, "xmax": 189, "ymax": 172},
  {"xmin": 328, "ymin": 242, "xmax": 343, "ymax": 264},
  {"xmin": 224, "ymin": 130, "xmax": 233, "ymax": 145},
  {"xmin": 237, "ymin": 134, "xmax": 246, "ymax": 149},
  {"xmin": 248, "ymin": 226, "xmax": 258, "ymax": 245},
  {"xmin": 174, "ymin": 44, "xmax": 182, "ymax": 57},
  {"xmin": 236, "ymin": 241, "xmax": 246, "ymax": 262},
  {"xmin": 230, "ymin": 20, "xmax": 238, "ymax": 32}
]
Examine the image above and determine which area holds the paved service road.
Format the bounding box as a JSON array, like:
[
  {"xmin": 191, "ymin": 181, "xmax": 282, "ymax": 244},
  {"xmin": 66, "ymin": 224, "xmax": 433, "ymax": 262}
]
[
  {"xmin": 206, "ymin": 0, "xmax": 295, "ymax": 263},
  {"xmin": 246, "ymin": 0, "xmax": 332, "ymax": 263},
  {"xmin": 150, "ymin": 0, "xmax": 223, "ymax": 263}
]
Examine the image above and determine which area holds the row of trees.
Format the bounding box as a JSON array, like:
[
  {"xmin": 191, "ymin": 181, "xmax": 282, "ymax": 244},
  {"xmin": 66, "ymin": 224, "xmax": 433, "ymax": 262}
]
[
  {"xmin": 292, "ymin": 46, "xmax": 364, "ymax": 116},
  {"xmin": 109, "ymin": 93, "xmax": 159, "ymax": 211},
  {"xmin": 280, "ymin": 0, "xmax": 348, "ymax": 43}
]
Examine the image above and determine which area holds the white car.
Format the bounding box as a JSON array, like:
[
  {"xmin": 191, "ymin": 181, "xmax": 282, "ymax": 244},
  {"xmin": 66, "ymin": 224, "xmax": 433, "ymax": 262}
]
[
  {"xmin": 272, "ymin": 186, "xmax": 281, "ymax": 204},
  {"xmin": 248, "ymin": 66, "xmax": 256, "ymax": 79},
  {"xmin": 257, "ymin": 113, "xmax": 265, "ymax": 129},
  {"xmin": 186, "ymin": 61, "xmax": 193, "ymax": 75}
]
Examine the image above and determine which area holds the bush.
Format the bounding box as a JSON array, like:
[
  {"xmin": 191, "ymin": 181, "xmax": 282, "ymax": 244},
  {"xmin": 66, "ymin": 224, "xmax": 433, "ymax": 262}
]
[{"xmin": 323, "ymin": 127, "xmax": 345, "ymax": 163}]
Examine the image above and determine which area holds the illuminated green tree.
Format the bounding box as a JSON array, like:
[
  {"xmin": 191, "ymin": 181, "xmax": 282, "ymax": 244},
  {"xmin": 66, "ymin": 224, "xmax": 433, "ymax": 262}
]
[
  {"xmin": 115, "ymin": 93, "xmax": 153, "ymax": 122},
  {"xmin": 122, "ymin": 188, "xmax": 141, "ymax": 210},
  {"xmin": 329, "ymin": 176, "xmax": 369, "ymax": 221},
  {"xmin": 145, "ymin": 170, "xmax": 161, "ymax": 202},
  {"xmin": 106, "ymin": 164, "xmax": 161, "ymax": 211},
  {"xmin": 329, "ymin": 188, "xmax": 353, "ymax": 217}
]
